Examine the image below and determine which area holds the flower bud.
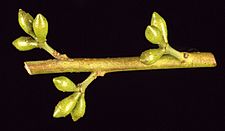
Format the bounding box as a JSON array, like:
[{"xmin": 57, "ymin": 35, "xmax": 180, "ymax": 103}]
[
  {"xmin": 151, "ymin": 12, "xmax": 168, "ymax": 43},
  {"xmin": 140, "ymin": 49, "xmax": 164, "ymax": 65},
  {"xmin": 18, "ymin": 9, "xmax": 35, "ymax": 37},
  {"xmin": 145, "ymin": 25, "xmax": 163, "ymax": 45},
  {"xmin": 53, "ymin": 76, "xmax": 79, "ymax": 92},
  {"xmin": 12, "ymin": 36, "xmax": 38, "ymax": 51},
  {"xmin": 33, "ymin": 14, "xmax": 48, "ymax": 42},
  {"xmin": 53, "ymin": 92, "xmax": 81, "ymax": 118},
  {"xmin": 71, "ymin": 94, "xmax": 86, "ymax": 122}
]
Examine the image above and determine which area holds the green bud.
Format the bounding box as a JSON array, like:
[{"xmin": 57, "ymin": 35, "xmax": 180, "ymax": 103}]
[
  {"xmin": 33, "ymin": 14, "xmax": 48, "ymax": 42},
  {"xmin": 140, "ymin": 49, "xmax": 164, "ymax": 65},
  {"xmin": 53, "ymin": 76, "xmax": 79, "ymax": 92},
  {"xmin": 18, "ymin": 9, "xmax": 35, "ymax": 37},
  {"xmin": 151, "ymin": 12, "xmax": 168, "ymax": 43},
  {"xmin": 53, "ymin": 92, "xmax": 81, "ymax": 118},
  {"xmin": 71, "ymin": 94, "xmax": 86, "ymax": 122},
  {"xmin": 145, "ymin": 25, "xmax": 163, "ymax": 45},
  {"xmin": 12, "ymin": 36, "xmax": 38, "ymax": 51}
]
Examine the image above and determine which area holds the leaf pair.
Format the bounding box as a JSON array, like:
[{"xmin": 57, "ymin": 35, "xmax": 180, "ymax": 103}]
[{"xmin": 145, "ymin": 12, "xmax": 168, "ymax": 47}]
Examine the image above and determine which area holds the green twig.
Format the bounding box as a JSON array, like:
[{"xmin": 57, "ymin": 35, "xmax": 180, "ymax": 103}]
[
  {"xmin": 165, "ymin": 44, "xmax": 185, "ymax": 62},
  {"xmin": 79, "ymin": 72, "xmax": 98, "ymax": 93},
  {"xmin": 14, "ymin": 9, "xmax": 217, "ymax": 123},
  {"xmin": 40, "ymin": 42, "xmax": 69, "ymax": 60},
  {"xmin": 24, "ymin": 52, "xmax": 216, "ymax": 75}
]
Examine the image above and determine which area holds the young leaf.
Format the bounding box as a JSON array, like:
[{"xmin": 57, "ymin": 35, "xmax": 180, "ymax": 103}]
[
  {"xmin": 33, "ymin": 14, "xmax": 48, "ymax": 42},
  {"xmin": 151, "ymin": 12, "xmax": 168, "ymax": 43}
]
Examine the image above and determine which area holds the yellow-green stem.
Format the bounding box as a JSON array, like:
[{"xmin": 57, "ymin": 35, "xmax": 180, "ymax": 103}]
[
  {"xmin": 40, "ymin": 42, "xmax": 68, "ymax": 60},
  {"xmin": 80, "ymin": 72, "xmax": 98, "ymax": 92},
  {"xmin": 24, "ymin": 52, "xmax": 216, "ymax": 75},
  {"xmin": 165, "ymin": 44, "xmax": 185, "ymax": 61}
]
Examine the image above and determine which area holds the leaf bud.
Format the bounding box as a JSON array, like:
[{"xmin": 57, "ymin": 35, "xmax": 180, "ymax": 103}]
[
  {"xmin": 151, "ymin": 12, "xmax": 168, "ymax": 43},
  {"xmin": 71, "ymin": 94, "xmax": 86, "ymax": 122},
  {"xmin": 12, "ymin": 36, "xmax": 38, "ymax": 51},
  {"xmin": 53, "ymin": 92, "xmax": 81, "ymax": 118},
  {"xmin": 140, "ymin": 48, "xmax": 164, "ymax": 65},
  {"xmin": 33, "ymin": 13, "xmax": 48, "ymax": 42},
  {"xmin": 18, "ymin": 9, "xmax": 35, "ymax": 37},
  {"xmin": 53, "ymin": 76, "xmax": 79, "ymax": 92},
  {"xmin": 145, "ymin": 25, "xmax": 163, "ymax": 45}
]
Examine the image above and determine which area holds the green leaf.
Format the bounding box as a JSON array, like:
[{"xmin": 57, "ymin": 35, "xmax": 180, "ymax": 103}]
[
  {"xmin": 140, "ymin": 48, "xmax": 164, "ymax": 65},
  {"xmin": 33, "ymin": 14, "xmax": 48, "ymax": 42},
  {"xmin": 145, "ymin": 25, "xmax": 163, "ymax": 45},
  {"xmin": 71, "ymin": 94, "xmax": 86, "ymax": 122},
  {"xmin": 12, "ymin": 36, "xmax": 38, "ymax": 51},
  {"xmin": 53, "ymin": 92, "xmax": 81, "ymax": 118},
  {"xmin": 151, "ymin": 12, "xmax": 168, "ymax": 43},
  {"xmin": 18, "ymin": 9, "xmax": 35, "ymax": 37},
  {"xmin": 53, "ymin": 76, "xmax": 79, "ymax": 92}
]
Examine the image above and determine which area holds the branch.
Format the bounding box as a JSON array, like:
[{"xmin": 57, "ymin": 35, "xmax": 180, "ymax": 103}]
[
  {"xmin": 24, "ymin": 52, "xmax": 216, "ymax": 75},
  {"xmin": 14, "ymin": 9, "xmax": 218, "ymax": 123}
]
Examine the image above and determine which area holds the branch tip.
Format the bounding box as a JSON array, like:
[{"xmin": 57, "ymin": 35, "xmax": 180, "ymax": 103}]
[{"xmin": 24, "ymin": 62, "xmax": 32, "ymax": 75}]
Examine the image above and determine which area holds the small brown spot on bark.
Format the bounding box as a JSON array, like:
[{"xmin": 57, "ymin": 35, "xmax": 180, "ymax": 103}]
[{"xmin": 184, "ymin": 52, "xmax": 189, "ymax": 59}]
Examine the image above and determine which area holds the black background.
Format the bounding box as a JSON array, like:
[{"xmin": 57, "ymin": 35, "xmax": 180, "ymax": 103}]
[{"xmin": 1, "ymin": 0, "xmax": 224, "ymax": 130}]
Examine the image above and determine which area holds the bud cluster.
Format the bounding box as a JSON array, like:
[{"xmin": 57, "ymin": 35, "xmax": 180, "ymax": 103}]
[
  {"xmin": 140, "ymin": 12, "xmax": 183, "ymax": 64},
  {"xmin": 13, "ymin": 9, "xmax": 48, "ymax": 51},
  {"xmin": 52, "ymin": 76, "xmax": 86, "ymax": 122}
]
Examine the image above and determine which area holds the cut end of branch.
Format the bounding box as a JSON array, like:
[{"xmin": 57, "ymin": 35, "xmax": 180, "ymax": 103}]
[{"xmin": 24, "ymin": 62, "xmax": 32, "ymax": 75}]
